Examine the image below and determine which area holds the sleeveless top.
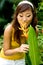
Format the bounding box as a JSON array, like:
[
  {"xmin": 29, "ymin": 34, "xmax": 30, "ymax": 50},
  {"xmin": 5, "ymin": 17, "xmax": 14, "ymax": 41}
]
[{"xmin": 0, "ymin": 28, "xmax": 26, "ymax": 60}]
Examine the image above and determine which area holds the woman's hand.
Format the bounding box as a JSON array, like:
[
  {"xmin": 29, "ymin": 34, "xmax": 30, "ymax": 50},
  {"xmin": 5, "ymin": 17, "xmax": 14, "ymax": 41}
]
[{"xmin": 18, "ymin": 44, "xmax": 29, "ymax": 53}]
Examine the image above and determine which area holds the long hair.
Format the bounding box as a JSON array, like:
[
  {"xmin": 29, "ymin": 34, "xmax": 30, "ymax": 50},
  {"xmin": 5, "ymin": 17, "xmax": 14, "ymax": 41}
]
[{"xmin": 12, "ymin": 3, "xmax": 38, "ymax": 44}]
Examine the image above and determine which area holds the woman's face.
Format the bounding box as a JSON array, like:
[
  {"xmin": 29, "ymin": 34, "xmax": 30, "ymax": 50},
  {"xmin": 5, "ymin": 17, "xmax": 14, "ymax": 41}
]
[{"xmin": 17, "ymin": 9, "xmax": 33, "ymax": 29}]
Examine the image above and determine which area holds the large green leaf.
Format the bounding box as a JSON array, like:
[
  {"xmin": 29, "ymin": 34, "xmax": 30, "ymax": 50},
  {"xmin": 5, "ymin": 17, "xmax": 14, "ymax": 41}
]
[{"xmin": 27, "ymin": 25, "xmax": 40, "ymax": 65}]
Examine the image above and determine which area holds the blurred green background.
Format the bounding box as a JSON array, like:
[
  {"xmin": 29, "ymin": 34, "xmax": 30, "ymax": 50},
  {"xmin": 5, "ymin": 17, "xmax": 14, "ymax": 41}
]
[{"xmin": 0, "ymin": 0, "xmax": 43, "ymax": 65}]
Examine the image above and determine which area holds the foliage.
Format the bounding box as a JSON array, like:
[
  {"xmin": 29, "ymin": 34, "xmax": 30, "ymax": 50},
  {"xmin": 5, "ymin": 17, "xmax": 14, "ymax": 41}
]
[
  {"xmin": 37, "ymin": 1, "xmax": 43, "ymax": 21},
  {"xmin": 37, "ymin": 25, "xmax": 43, "ymax": 64},
  {"xmin": 0, "ymin": 35, "xmax": 3, "ymax": 50},
  {"xmin": 0, "ymin": 0, "xmax": 13, "ymax": 35},
  {"xmin": 0, "ymin": 18, "xmax": 7, "ymax": 35}
]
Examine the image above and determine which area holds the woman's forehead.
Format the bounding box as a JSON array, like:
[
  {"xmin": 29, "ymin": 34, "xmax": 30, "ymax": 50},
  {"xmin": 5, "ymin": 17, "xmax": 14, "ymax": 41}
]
[{"xmin": 18, "ymin": 9, "xmax": 32, "ymax": 14}]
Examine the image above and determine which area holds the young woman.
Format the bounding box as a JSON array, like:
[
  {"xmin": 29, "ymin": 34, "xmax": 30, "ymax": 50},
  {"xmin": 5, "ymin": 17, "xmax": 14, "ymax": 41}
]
[{"xmin": 0, "ymin": 1, "xmax": 38, "ymax": 65}]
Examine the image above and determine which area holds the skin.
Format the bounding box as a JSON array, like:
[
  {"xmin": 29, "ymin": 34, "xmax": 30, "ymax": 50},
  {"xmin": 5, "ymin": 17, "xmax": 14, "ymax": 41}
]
[{"xmin": 3, "ymin": 9, "xmax": 33, "ymax": 56}]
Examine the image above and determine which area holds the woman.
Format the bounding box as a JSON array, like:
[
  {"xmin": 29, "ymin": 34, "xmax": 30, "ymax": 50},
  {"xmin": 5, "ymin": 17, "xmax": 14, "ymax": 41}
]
[{"xmin": 0, "ymin": 1, "xmax": 38, "ymax": 65}]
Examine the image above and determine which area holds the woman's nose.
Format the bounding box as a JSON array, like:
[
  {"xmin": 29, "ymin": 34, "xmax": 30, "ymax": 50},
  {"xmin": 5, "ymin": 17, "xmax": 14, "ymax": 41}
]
[{"xmin": 23, "ymin": 17, "xmax": 26, "ymax": 22}]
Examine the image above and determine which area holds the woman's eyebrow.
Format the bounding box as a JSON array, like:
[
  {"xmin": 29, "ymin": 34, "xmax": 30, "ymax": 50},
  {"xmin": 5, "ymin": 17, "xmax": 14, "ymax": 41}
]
[{"xmin": 26, "ymin": 13, "xmax": 31, "ymax": 15}]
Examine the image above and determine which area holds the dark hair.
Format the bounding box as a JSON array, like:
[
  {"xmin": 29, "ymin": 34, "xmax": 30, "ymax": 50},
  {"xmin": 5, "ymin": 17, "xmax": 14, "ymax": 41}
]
[{"xmin": 12, "ymin": 3, "xmax": 38, "ymax": 44}]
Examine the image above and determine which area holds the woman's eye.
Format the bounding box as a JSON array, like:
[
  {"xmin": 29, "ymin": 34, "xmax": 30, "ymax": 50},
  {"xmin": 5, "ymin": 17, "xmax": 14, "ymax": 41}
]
[
  {"xmin": 27, "ymin": 15, "xmax": 31, "ymax": 17},
  {"xmin": 19, "ymin": 15, "xmax": 23, "ymax": 17}
]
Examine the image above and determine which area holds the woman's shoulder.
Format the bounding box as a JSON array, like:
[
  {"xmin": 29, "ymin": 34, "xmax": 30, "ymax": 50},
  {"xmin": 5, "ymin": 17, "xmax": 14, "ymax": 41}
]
[{"xmin": 4, "ymin": 23, "xmax": 13, "ymax": 34}]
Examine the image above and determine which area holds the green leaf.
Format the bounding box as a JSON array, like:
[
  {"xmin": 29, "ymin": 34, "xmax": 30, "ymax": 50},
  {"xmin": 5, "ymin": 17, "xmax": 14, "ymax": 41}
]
[{"xmin": 28, "ymin": 25, "xmax": 40, "ymax": 65}]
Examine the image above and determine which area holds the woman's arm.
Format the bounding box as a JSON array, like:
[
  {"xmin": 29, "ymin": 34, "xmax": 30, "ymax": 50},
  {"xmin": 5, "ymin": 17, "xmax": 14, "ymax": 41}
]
[
  {"xmin": 3, "ymin": 24, "xmax": 20, "ymax": 56},
  {"xmin": 3, "ymin": 24, "xmax": 29, "ymax": 56}
]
